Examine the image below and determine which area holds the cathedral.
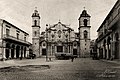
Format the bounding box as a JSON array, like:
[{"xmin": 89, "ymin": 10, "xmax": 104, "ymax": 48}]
[{"xmin": 32, "ymin": 8, "xmax": 91, "ymax": 58}]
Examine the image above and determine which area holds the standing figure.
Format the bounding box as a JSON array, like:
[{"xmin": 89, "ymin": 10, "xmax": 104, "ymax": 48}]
[{"xmin": 71, "ymin": 56, "xmax": 74, "ymax": 62}]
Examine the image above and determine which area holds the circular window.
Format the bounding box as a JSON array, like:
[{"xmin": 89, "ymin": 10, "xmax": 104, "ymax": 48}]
[
  {"xmin": 74, "ymin": 44, "xmax": 76, "ymax": 47},
  {"xmin": 43, "ymin": 43, "xmax": 45, "ymax": 46}
]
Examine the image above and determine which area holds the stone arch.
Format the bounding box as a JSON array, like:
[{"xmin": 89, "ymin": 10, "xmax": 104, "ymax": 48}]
[
  {"xmin": 103, "ymin": 39, "xmax": 106, "ymax": 46},
  {"xmin": 115, "ymin": 32, "xmax": 119, "ymax": 41},
  {"xmin": 84, "ymin": 30, "xmax": 88, "ymax": 39},
  {"xmin": 21, "ymin": 46, "xmax": 23, "ymax": 58},
  {"xmin": 83, "ymin": 19, "xmax": 88, "ymax": 26},
  {"xmin": 114, "ymin": 32, "xmax": 119, "ymax": 59},
  {"xmin": 103, "ymin": 39, "xmax": 107, "ymax": 59},
  {"xmin": 107, "ymin": 36, "xmax": 111, "ymax": 59},
  {"xmin": 34, "ymin": 20, "xmax": 37, "ymax": 26},
  {"xmin": 34, "ymin": 31, "xmax": 37, "ymax": 36},
  {"xmin": 107, "ymin": 36, "xmax": 111, "ymax": 44},
  {"xmin": 16, "ymin": 45, "xmax": 20, "ymax": 58},
  {"xmin": 24, "ymin": 47, "xmax": 26, "ymax": 58},
  {"xmin": 5, "ymin": 43, "xmax": 10, "ymax": 59},
  {"xmin": 11, "ymin": 44, "xmax": 15, "ymax": 59}
]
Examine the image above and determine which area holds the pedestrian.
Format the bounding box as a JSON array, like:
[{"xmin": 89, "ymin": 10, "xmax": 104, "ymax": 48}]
[{"xmin": 71, "ymin": 56, "xmax": 74, "ymax": 62}]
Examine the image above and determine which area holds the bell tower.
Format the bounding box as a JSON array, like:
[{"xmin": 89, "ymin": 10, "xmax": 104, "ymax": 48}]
[
  {"xmin": 78, "ymin": 8, "xmax": 91, "ymax": 58},
  {"xmin": 32, "ymin": 7, "xmax": 40, "ymax": 57}
]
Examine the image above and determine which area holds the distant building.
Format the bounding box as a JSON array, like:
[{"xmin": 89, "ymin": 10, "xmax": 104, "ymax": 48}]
[
  {"xmin": 32, "ymin": 8, "xmax": 91, "ymax": 58},
  {"xmin": 96, "ymin": 0, "xmax": 120, "ymax": 60},
  {"xmin": 0, "ymin": 19, "xmax": 31, "ymax": 60}
]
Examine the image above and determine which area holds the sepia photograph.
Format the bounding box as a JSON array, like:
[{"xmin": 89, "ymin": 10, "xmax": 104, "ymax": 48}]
[{"xmin": 0, "ymin": 0, "xmax": 119, "ymax": 80}]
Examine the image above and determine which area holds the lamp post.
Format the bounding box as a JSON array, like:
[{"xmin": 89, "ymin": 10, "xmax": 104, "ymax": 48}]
[{"xmin": 46, "ymin": 24, "xmax": 48, "ymax": 61}]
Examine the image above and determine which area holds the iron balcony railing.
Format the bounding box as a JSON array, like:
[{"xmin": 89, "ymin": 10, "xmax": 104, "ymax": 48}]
[{"xmin": 3, "ymin": 34, "xmax": 31, "ymax": 45}]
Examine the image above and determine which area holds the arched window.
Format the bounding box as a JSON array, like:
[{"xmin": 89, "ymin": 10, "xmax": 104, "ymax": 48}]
[
  {"xmin": 34, "ymin": 31, "xmax": 37, "ymax": 36},
  {"xmin": 83, "ymin": 19, "xmax": 88, "ymax": 26},
  {"xmin": 84, "ymin": 30, "xmax": 88, "ymax": 39},
  {"xmin": 115, "ymin": 33, "xmax": 119, "ymax": 41},
  {"xmin": 34, "ymin": 20, "xmax": 37, "ymax": 26}
]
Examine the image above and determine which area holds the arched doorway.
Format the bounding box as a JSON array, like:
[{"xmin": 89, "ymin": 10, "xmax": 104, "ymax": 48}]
[
  {"xmin": 107, "ymin": 36, "xmax": 111, "ymax": 59},
  {"xmin": 115, "ymin": 33, "xmax": 119, "ymax": 59},
  {"xmin": 42, "ymin": 49, "xmax": 46, "ymax": 55},
  {"xmin": 16, "ymin": 46, "xmax": 20, "ymax": 58},
  {"xmin": 57, "ymin": 46, "xmax": 63, "ymax": 52},
  {"xmin": 24, "ymin": 47, "xmax": 26, "ymax": 58},
  {"xmin": 21, "ymin": 46, "xmax": 23, "ymax": 58},
  {"xmin": 11, "ymin": 44, "xmax": 15, "ymax": 59},
  {"xmin": 103, "ymin": 39, "xmax": 107, "ymax": 59},
  {"xmin": 5, "ymin": 43, "xmax": 10, "ymax": 59},
  {"xmin": 99, "ymin": 47, "xmax": 103, "ymax": 59},
  {"xmin": 73, "ymin": 49, "xmax": 77, "ymax": 55}
]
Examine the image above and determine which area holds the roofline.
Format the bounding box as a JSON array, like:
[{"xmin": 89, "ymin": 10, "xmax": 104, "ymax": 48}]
[
  {"xmin": 97, "ymin": 0, "xmax": 118, "ymax": 32},
  {"xmin": 1, "ymin": 19, "xmax": 29, "ymax": 35},
  {"xmin": 48, "ymin": 21, "xmax": 74, "ymax": 30}
]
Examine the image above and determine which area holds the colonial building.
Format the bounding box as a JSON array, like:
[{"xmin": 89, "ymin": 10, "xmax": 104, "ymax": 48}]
[
  {"xmin": 0, "ymin": 19, "xmax": 31, "ymax": 60},
  {"xmin": 32, "ymin": 8, "xmax": 91, "ymax": 58},
  {"xmin": 96, "ymin": 0, "xmax": 120, "ymax": 60}
]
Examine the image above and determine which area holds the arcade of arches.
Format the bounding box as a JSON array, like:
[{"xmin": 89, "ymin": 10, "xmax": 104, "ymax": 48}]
[
  {"xmin": 97, "ymin": 32, "xmax": 120, "ymax": 60},
  {"xmin": 3, "ymin": 42, "xmax": 29, "ymax": 59}
]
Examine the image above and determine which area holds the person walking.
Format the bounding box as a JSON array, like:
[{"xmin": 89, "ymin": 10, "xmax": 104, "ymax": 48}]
[{"xmin": 71, "ymin": 56, "xmax": 74, "ymax": 62}]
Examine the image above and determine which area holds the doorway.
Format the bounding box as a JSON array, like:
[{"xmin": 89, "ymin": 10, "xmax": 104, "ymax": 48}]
[
  {"xmin": 57, "ymin": 46, "xmax": 63, "ymax": 52},
  {"xmin": 42, "ymin": 49, "xmax": 46, "ymax": 55},
  {"xmin": 73, "ymin": 49, "xmax": 77, "ymax": 55}
]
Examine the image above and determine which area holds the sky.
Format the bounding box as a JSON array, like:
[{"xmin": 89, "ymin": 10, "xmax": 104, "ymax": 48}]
[{"xmin": 0, "ymin": 0, "xmax": 118, "ymax": 42}]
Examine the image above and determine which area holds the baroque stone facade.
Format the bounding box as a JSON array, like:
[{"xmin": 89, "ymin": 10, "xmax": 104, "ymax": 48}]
[
  {"xmin": 40, "ymin": 21, "xmax": 80, "ymax": 57},
  {"xmin": 32, "ymin": 8, "xmax": 91, "ymax": 58}
]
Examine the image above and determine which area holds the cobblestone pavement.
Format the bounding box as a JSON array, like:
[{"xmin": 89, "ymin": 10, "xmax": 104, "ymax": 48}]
[{"xmin": 0, "ymin": 58, "xmax": 119, "ymax": 80}]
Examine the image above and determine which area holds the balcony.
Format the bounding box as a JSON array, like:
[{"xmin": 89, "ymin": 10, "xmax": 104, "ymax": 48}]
[
  {"xmin": 108, "ymin": 12, "xmax": 120, "ymax": 30},
  {"xmin": 97, "ymin": 30, "xmax": 112, "ymax": 42},
  {"xmin": 3, "ymin": 34, "xmax": 31, "ymax": 45}
]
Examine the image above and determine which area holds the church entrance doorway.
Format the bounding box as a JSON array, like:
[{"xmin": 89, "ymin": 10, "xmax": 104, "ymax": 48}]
[
  {"xmin": 57, "ymin": 46, "xmax": 63, "ymax": 52},
  {"xmin": 73, "ymin": 49, "xmax": 77, "ymax": 55},
  {"xmin": 42, "ymin": 49, "xmax": 46, "ymax": 55}
]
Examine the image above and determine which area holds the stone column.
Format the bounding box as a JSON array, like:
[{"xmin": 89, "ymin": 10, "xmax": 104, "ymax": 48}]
[
  {"xmin": 49, "ymin": 45, "xmax": 51, "ymax": 56},
  {"xmin": 119, "ymin": 40, "xmax": 120, "ymax": 59},
  {"xmin": 111, "ymin": 41, "xmax": 114, "ymax": 58},
  {"xmin": 106, "ymin": 44, "xmax": 109, "ymax": 60},
  {"xmin": 110, "ymin": 43, "xmax": 112, "ymax": 59},
  {"xmin": 97, "ymin": 48, "xmax": 99, "ymax": 58},
  {"xmin": 40, "ymin": 45, "xmax": 42, "ymax": 56},
  {"xmin": 9, "ymin": 48, "xmax": 11, "ymax": 59},
  {"xmin": 14, "ymin": 47, "xmax": 16, "ymax": 58},
  {"xmin": 103, "ymin": 46, "xmax": 105, "ymax": 59},
  {"xmin": 55, "ymin": 46, "xmax": 57, "ymax": 53},
  {"xmin": 50, "ymin": 45, "xmax": 52, "ymax": 56},
  {"xmin": 2, "ymin": 42, "xmax": 6, "ymax": 60},
  {"xmin": 63, "ymin": 46, "xmax": 65, "ymax": 53},
  {"xmin": 19, "ymin": 47, "xmax": 21, "ymax": 58},
  {"xmin": 22, "ymin": 48, "xmax": 24, "ymax": 58},
  {"xmin": 71, "ymin": 45, "xmax": 73, "ymax": 55},
  {"xmin": 26, "ymin": 47, "xmax": 29, "ymax": 57}
]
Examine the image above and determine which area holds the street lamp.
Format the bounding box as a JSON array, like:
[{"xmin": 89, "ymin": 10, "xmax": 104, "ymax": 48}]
[{"xmin": 46, "ymin": 24, "xmax": 48, "ymax": 61}]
